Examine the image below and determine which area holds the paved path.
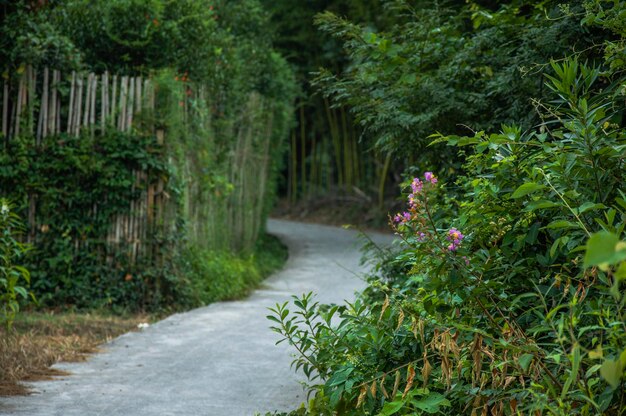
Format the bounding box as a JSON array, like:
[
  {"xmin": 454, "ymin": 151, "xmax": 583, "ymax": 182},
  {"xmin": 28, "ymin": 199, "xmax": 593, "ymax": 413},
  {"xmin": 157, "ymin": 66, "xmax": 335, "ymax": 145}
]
[{"xmin": 1, "ymin": 220, "xmax": 393, "ymax": 416}]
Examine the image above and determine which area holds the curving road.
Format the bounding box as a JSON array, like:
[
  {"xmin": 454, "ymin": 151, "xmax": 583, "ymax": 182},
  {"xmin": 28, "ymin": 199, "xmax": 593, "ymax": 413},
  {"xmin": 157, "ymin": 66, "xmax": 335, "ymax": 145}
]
[{"xmin": 0, "ymin": 219, "xmax": 394, "ymax": 416}]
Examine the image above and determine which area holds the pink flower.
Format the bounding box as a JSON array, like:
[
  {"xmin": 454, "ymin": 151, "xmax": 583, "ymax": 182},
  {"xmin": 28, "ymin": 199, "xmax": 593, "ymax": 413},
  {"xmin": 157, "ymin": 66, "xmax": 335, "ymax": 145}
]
[
  {"xmin": 424, "ymin": 172, "xmax": 438, "ymax": 184},
  {"xmin": 447, "ymin": 228, "xmax": 464, "ymax": 251},
  {"xmin": 411, "ymin": 178, "xmax": 423, "ymax": 194},
  {"xmin": 393, "ymin": 212, "xmax": 412, "ymax": 225}
]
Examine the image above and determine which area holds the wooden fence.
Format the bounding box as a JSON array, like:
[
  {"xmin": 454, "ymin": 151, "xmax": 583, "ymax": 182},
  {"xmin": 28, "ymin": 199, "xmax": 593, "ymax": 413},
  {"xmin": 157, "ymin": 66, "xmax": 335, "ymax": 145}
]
[
  {"xmin": 1, "ymin": 66, "xmax": 167, "ymax": 263},
  {"xmin": 1, "ymin": 66, "xmax": 156, "ymax": 141},
  {"xmin": 2, "ymin": 65, "xmax": 277, "ymax": 261}
]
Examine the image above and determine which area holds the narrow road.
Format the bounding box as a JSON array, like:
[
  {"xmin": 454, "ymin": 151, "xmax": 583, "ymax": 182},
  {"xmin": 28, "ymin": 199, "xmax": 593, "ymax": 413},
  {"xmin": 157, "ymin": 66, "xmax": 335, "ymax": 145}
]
[{"xmin": 1, "ymin": 220, "xmax": 394, "ymax": 416}]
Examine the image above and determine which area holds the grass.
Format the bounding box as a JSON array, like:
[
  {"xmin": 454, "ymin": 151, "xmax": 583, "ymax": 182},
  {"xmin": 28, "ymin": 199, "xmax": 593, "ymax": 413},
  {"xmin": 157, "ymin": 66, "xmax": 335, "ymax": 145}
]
[
  {"xmin": 0, "ymin": 311, "xmax": 150, "ymax": 396},
  {"xmin": 188, "ymin": 232, "xmax": 289, "ymax": 305}
]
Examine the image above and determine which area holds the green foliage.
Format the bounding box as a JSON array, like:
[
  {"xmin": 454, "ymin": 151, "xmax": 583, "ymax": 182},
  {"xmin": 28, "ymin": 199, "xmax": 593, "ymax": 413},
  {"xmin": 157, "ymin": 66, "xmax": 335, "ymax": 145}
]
[
  {"xmin": 186, "ymin": 234, "xmax": 288, "ymax": 305},
  {"xmin": 0, "ymin": 129, "xmax": 182, "ymax": 311},
  {"xmin": 314, "ymin": 0, "xmax": 603, "ymax": 170},
  {"xmin": 0, "ymin": 200, "xmax": 33, "ymax": 329},
  {"xmin": 270, "ymin": 59, "xmax": 626, "ymax": 415}
]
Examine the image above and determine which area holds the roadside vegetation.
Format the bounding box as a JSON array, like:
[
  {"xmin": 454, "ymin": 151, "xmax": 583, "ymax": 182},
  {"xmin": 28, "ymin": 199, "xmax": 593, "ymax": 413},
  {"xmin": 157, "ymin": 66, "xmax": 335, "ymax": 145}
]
[
  {"xmin": 0, "ymin": 311, "xmax": 149, "ymax": 396},
  {"xmin": 267, "ymin": 1, "xmax": 626, "ymax": 415}
]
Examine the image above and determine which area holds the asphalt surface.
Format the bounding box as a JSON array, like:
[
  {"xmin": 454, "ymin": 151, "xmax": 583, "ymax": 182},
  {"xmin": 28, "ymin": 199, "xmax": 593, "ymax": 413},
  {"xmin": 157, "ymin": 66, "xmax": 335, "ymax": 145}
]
[{"xmin": 0, "ymin": 219, "xmax": 394, "ymax": 416}]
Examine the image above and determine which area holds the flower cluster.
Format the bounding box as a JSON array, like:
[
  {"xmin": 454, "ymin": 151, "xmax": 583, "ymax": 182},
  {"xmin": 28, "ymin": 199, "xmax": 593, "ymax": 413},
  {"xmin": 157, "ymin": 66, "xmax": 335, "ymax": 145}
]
[
  {"xmin": 391, "ymin": 172, "xmax": 466, "ymax": 254},
  {"xmin": 393, "ymin": 172, "xmax": 439, "ymax": 225},
  {"xmin": 447, "ymin": 228, "xmax": 464, "ymax": 251}
]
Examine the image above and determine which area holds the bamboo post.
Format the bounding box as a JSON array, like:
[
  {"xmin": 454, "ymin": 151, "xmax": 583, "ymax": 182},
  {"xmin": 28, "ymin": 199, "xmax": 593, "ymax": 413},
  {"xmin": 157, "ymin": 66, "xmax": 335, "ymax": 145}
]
[
  {"xmin": 37, "ymin": 67, "xmax": 49, "ymax": 144},
  {"xmin": 55, "ymin": 77, "xmax": 61, "ymax": 135},
  {"xmin": 111, "ymin": 74, "xmax": 118, "ymax": 122},
  {"xmin": 76, "ymin": 74, "xmax": 84, "ymax": 136},
  {"xmin": 83, "ymin": 73, "xmax": 92, "ymax": 127},
  {"xmin": 135, "ymin": 76, "xmax": 142, "ymax": 113},
  {"xmin": 90, "ymin": 74, "xmax": 97, "ymax": 128},
  {"xmin": 27, "ymin": 66, "xmax": 36, "ymax": 137},
  {"xmin": 118, "ymin": 76, "xmax": 127, "ymax": 131},
  {"xmin": 143, "ymin": 79, "xmax": 150, "ymax": 113},
  {"xmin": 2, "ymin": 80, "xmax": 8, "ymax": 138},
  {"xmin": 14, "ymin": 74, "xmax": 24, "ymax": 138},
  {"xmin": 101, "ymin": 72, "xmax": 108, "ymax": 131},
  {"xmin": 126, "ymin": 76, "xmax": 135, "ymax": 131},
  {"xmin": 50, "ymin": 70, "xmax": 58, "ymax": 135},
  {"xmin": 67, "ymin": 72, "xmax": 76, "ymax": 133}
]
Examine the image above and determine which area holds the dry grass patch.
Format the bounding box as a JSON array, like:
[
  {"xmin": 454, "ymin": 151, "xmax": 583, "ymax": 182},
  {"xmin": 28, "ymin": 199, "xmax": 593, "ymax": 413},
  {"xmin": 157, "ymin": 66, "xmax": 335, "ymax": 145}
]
[{"xmin": 0, "ymin": 311, "xmax": 150, "ymax": 396}]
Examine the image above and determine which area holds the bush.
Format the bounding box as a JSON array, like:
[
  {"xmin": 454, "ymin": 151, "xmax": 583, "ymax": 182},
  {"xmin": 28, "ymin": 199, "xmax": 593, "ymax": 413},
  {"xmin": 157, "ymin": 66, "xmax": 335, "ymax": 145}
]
[
  {"xmin": 269, "ymin": 59, "xmax": 626, "ymax": 415},
  {"xmin": 0, "ymin": 200, "xmax": 33, "ymax": 329},
  {"xmin": 187, "ymin": 234, "xmax": 288, "ymax": 305}
]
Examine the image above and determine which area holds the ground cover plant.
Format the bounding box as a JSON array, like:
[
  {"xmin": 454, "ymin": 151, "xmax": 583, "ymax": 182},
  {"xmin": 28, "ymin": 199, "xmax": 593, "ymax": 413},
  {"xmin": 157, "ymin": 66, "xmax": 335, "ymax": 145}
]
[
  {"xmin": 0, "ymin": 200, "xmax": 33, "ymax": 329},
  {"xmin": 268, "ymin": 1, "xmax": 626, "ymax": 415}
]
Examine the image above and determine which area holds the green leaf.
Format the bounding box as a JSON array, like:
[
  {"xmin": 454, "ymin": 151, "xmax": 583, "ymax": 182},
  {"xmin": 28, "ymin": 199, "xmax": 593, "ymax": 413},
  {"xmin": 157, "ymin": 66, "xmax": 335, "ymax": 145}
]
[
  {"xmin": 379, "ymin": 398, "xmax": 405, "ymax": 416},
  {"xmin": 411, "ymin": 393, "xmax": 451, "ymax": 414},
  {"xmin": 511, "ymin": 182, "xmax": 546, "ymax": 199},
  {"xmin": 518, "ymin": 353, "xmax": 534, "ymax": 373},
  {"xmin": 574, "ymin": 202, "xmax": 606, "ymax": 215},
  {"xmin": 584, "ymin": 232, "xmax": 626, "ymax": 269},
  {"xmin": 545, "ymin": 220, "xmax": 578, "ymax": 230},
  {"xmin": 524, "ymin": 200, "xmax": 560, "ymax": 212},
  {"xmin": 562, "ymin": 343, "xmax": 581, "ymax": 399},
  {"xmin": 14, "ymin": 286, "xmax": 28, "ymax": 299},
  {"xmin": 600, "ymin": 359, "xmax": 623, "ymax": 389}
]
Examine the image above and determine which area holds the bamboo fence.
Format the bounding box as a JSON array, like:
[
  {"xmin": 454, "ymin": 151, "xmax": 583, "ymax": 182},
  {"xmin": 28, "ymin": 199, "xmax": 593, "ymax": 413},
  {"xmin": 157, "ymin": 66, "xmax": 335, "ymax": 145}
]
[
  {"xmin": 0, "ymin": 66, "xmax": 165, "ymax": 263},
  {"xmin": 1, "ymin": 65, "xmax": 277, "ymax": 262}
]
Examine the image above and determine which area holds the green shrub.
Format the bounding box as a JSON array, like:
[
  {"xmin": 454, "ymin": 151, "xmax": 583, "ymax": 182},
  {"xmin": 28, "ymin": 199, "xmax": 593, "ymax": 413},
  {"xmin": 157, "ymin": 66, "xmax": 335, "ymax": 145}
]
[
  {"xmin": 186, "ymin": 234, "xmax": 288, "ymax": 305},
  {"xmin": 269, "ymin": 59, "xmax": 626, "ymax": 415},
  {"xmin": 0, "ymin": 200, "xmax": 33, "ymax": 329}
]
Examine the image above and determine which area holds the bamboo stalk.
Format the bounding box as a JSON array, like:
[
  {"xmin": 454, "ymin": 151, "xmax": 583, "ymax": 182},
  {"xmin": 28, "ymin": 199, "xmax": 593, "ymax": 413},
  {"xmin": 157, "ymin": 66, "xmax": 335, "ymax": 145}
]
[
  {"xmin": 14, "ymin": 74, "xmax": 24, "ymax": 137},
  {"xmin": 55, "ymin": 87, "xmax": 61, "ymax": 134},
  {"xmin": 37, "ymin": 67, "xmax": 49, "ymax": 143},
  {"xmin": 135, "ymin": 76, "xmax": 142, "ymax": 113},
  {"xmin": 90, "ymin": 74, "xmax": 97, "ymax": 129},
  {"xmin": 324, "ymin": 98, "xmax": 343, "ymax": 188},
  {"xmin": 74, "ymin": 74, "xmax": 83, "ymax": 136},
  {"xmin": 117, "ymin": 76, "xmax": 127, "ymax": 131},
  {"xmin": 27, "ymin": 66, "xmax": 36, "ymax": 137},
  {"xmin": 341, "ymin": 106, "xmax": 353, "ymax": 188},
  {"xmin": 290, "ymin": 129, "xmax": 297, "ymax": 202},
  {"xmin": 101, "ymin": 72, "xmax": 107, "ymax": 131},
  {"xmin": 83, "ymin": 73, "xmax": 92, "ymax": 127},
  {"xmin": 50, "ymin": 70, "xmax": 58, "ymax": 135},
  {"xmin": 299, "ymin": 104, "xmax": 307, "ymax": 198},
  {"xmin": 67, "ymin": 72, "xmax": 76, "ymax": 133},
  {"xmin": 2, "ymin": 80, "xmax": 8, "ymax": 138},
  {"xmin": 126, "ymin": 77, "xmax": 135, "ymax": 131},
  {"xmin": 111, "ymin": 75, "xmax": 118, "ymax": 122}
]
